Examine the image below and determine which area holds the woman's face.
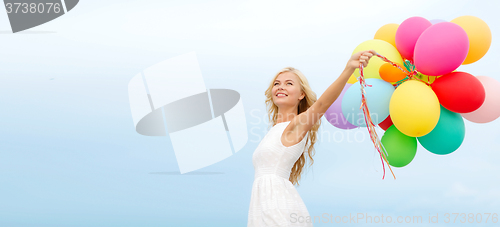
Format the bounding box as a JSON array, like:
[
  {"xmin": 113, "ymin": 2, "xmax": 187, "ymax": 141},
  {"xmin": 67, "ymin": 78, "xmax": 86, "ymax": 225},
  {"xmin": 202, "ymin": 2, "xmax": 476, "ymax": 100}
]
[{"xmin": 272, "ymin": 72, "xmax": 305, "ymax": 109}]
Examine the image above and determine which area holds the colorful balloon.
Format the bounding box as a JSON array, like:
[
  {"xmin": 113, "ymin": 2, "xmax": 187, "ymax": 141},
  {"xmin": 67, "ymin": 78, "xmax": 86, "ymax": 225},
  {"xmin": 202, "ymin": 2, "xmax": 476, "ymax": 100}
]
[
  {"xmin": 381, "ymin": 125, "xmax": 417, "ymax": 167},
  {"xmin": 342, "ymin": 79, "xmax": 394, "ymax": 127},
  {"xmin": 418, "ymin": 105, "xmax": 465, "ymax": 155},
  {"xmin": 451, "ymin": 16, "xmax": 492, "ymax": 65},
  {"xmin": 431, "ymin": 71, "xmax": 485, "ymax": 113},
  {"xmin": 417, "ymin": 73, "xmax": 440, "ymax": 84},
  {"xmin": 395, "ymin": 17, "xmax": 432, "ymax": 61},
  {"xmin": 379, "ymin": 62, "xmax": 407, "ymax": 82},
  {"xmin": 461, "ymin": 76, "xmax": 500, "ymax": 123},
  {"xmin": 374, "ymin": 23, "xmax": 399, "ymax": 48},
  {"xmin": 352, "ymin": 39, "xmax": 404, "ymax": 80},
  {"xmin": 379, "ymin": 115, "xmax": 393, "ymax": 131},
  {"xmin": 347, "ymin": 74, "xmax": 358, "ymax": 84},
  {"xmin": 325, "ymin": 84, "xmax": 358, "ymax": 129},
  {"xmin": 413, "ymin": 22, "xmax": 469, "ymax": 76},
  {"xmin": 390, "ymin": 80, "xmax": 440, "ymax": 137}
]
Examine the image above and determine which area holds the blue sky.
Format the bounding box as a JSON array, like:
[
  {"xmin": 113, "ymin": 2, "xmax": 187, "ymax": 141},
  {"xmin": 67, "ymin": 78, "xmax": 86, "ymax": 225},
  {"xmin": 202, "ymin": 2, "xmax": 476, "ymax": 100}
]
[{"xmin": 0, "ymin": 0, "xmax": 499, "ymax": 226}]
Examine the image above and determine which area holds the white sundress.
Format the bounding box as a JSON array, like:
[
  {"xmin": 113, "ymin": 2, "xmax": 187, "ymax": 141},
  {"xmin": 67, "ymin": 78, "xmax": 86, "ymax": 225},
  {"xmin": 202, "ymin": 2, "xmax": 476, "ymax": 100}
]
[{"xmin": 248, "ymin": 121, "xmax": 313, "ymax": 227}]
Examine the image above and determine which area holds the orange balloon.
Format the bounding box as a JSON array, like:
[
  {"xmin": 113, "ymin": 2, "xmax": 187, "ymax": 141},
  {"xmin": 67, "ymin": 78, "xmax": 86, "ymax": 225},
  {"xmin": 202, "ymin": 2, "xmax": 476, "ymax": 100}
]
[
  {"xmin": 374, "ymin": 23, "xmax": 399, "ymax": 48},
  {"xmin": 379, "ymin": 63, "xmax": 407, "ymax": 82},
  {"xmin": 451, "ymin": 16, "xmax": 492, "ymax": 65}
]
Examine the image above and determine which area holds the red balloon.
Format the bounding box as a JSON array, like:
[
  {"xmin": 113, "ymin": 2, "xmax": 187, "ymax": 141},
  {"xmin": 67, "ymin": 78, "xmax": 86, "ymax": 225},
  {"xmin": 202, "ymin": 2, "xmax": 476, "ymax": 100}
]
[
  {"xmin": 379, "ymin": 115, "xmax": 393, "ymax": 131},
  {"xmin": 431, "ymin": 72, "xmax": 485, "ymax": 113}
]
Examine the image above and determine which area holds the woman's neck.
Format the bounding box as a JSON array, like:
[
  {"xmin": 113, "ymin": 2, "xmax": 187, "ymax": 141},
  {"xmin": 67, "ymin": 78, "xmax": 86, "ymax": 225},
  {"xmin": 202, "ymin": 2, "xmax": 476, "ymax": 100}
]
[{"xmin": 276, "ymin": 106, "xmax": 297, "ymax": 123}]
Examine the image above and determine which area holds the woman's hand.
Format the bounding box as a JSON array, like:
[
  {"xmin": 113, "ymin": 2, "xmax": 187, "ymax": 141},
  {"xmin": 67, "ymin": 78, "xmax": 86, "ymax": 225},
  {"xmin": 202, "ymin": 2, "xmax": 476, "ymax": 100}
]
[{"xmin": 346, "ymin": 50, "xmax": 377, "ymax": 71}]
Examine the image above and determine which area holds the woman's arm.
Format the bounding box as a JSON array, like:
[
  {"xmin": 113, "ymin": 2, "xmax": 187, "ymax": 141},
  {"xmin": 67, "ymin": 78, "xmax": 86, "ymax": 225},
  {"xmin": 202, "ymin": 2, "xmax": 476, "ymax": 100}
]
[{"xmin": 292, "ymin": 50, "xmax": 376, "ymax": 134}]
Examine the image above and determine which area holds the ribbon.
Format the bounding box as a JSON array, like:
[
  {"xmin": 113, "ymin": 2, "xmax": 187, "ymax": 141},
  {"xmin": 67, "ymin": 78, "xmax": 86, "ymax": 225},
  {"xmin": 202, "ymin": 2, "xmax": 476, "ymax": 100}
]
[
  {"xmin": 357, "ymin": 51, "xmax": 440, "ymax": 179},
  {"xmin": 358, "ymin": 61, "xmax": 396, "ymax": 180},
  {"xmin": 374, "ymin": 53, "xmax": 432, "ymax": 87}
]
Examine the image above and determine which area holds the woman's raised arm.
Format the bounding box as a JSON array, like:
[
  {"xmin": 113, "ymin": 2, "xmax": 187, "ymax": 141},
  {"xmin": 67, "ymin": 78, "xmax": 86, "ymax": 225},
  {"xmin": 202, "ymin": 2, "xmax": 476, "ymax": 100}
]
[{"xmin": 292, "ymin": 50, "xmax": 377, "ymax": 134}]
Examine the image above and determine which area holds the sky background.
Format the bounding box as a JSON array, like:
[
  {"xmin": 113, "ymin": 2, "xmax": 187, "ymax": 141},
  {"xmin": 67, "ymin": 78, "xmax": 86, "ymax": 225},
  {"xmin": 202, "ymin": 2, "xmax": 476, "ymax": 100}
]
[{"xmin": 0, "ymin": 0, "xmax": 499, "ymax": 226}]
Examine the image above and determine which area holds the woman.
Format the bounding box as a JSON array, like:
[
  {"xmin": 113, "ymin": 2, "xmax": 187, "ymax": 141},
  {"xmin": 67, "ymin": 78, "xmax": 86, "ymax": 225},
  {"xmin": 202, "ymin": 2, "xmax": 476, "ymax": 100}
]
[{"xmin": 247, "ymin": 50, "xmax": 376, "ymax": 226}]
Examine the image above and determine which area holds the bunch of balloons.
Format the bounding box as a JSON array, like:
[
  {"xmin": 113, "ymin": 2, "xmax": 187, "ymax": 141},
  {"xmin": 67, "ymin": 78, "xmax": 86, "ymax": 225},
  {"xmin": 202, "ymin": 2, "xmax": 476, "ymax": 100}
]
[{"xmin": 325, "ymin": 16, "xmax": 499, "ymax": 170}]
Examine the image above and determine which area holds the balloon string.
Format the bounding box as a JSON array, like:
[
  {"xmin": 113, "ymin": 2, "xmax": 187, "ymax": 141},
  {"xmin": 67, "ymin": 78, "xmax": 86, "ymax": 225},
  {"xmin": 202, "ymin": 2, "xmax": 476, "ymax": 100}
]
[
  {"xmin": 357, "ymin": 52, "xmax": 433, "ymax": 180},
  {"xmin": 359, "ymin": 61, "xmax": 396, "ymax": 180},
  {"xmin": 373, "ymin": 53, "xmax": 432, "ymax": 87}
]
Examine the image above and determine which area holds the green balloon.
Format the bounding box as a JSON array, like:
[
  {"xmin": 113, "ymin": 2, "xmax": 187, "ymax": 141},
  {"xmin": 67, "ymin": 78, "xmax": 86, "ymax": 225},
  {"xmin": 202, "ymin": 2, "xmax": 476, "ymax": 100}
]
[
  {"xmin": 417, "ymin": 105, "xmax": 465, "ymax": 155},
  {"xmin": 381, "ymin": 125, "xmax": 417, "ymax": 167}
]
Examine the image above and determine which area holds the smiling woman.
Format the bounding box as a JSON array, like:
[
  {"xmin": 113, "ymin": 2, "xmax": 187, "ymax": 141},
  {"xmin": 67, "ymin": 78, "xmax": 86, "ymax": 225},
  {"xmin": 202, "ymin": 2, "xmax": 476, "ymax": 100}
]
[
  {"xmin": 266, "ymin": 68, "xmax": 318, "ymax": 186},
  {"xmin": 247, "ymin": 50, "xmax": 376, "ymax": 226}
]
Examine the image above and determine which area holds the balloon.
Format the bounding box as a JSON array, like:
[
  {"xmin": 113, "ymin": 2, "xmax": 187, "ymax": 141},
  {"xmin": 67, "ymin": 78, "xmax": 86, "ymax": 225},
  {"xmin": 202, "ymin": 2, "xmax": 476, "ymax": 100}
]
[
  {"xmin": 417, "ymin": 73, "xmax": 440, "ymax": 84},
  {"xmin": 379, "ymin": 115, "xmax": 393, "ymax": 131},
  {"xmin": 395, "ymin": 17, "xmax": 432, "ymax": 61},
  {"xmin": 429, "ymin": 19, "xmax": 446, "ymax": 24},
  {"xmin": 379, "ymin": 62, "xmax": 407, "ymax": 82},
  {"xmin": 451, "ymin": 16, "xmax": 492, "ymax": 65},
  {"xmin": 418, "ymin": 105, "xmax": 465, "ymax": 155},
  {"xmin": 390, "ymin": 80, "xmax": 440, "ymax": 137},
  {"xmin": 461, "ymin": 76, "xmax": 500, "ymax": 123},
  {"xmin": 431, "ymin": 71, "xmax": 485, "ymax": 113},
  {"xmin": 347, "ymin": 74, "xmax": 358, "ymax": 84},
  {"xmin": 381, "ymin": 125, "xmax": 417, "ymax": 167},
  {"xmin": 374, "ymin": 23, "xmax": 399, "ymax": 48},
  {"xmin": 414, "ymin": 22, "xmax": 469, "ymax": 76},
  {"xmin": 342, "ymin": 79, "xmax": 395, "ymax": 127},
  {"xmin": 325, "ymin": 84, "xmax": 358, "ymax": 129},
  {"xmin": 352, "ymin": 39, "xmax": 404, "ymax": 80}
]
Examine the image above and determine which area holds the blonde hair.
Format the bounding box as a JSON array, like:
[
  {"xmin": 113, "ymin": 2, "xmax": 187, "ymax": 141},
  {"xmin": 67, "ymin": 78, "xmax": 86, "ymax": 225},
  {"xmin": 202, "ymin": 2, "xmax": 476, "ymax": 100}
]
[{"xmin": 264, "ymin": 67, "xmax": 321, "ymax": 186}]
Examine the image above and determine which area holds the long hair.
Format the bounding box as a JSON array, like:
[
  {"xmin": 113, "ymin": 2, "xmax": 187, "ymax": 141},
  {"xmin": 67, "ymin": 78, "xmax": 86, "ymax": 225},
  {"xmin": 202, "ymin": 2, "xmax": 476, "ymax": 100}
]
[{"xmin": 264, "ymin": 67, "xmax": 321, "ymax": 186}]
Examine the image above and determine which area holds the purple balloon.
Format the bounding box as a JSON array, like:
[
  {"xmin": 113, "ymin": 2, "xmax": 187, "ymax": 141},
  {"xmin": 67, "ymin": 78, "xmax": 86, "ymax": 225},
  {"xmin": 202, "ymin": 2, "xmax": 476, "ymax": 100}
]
[
  {"xmin": 429, "ymin": 19, "xmax": 447, "ymax": 24},
  {"xmin": 325, "ymin": 83, "xmax": 358, "ymax": 129}
]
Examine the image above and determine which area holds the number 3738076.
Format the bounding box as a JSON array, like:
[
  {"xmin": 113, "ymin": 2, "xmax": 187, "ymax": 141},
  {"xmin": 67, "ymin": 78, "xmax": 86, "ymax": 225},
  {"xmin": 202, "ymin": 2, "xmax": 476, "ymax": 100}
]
[
  {"xmin": 444, "ymin": 213, "xmax": 498, "ymax": 223},
  {"xmin": 5, "ymin": 3, "xmax": 62, "ymax": 14}
]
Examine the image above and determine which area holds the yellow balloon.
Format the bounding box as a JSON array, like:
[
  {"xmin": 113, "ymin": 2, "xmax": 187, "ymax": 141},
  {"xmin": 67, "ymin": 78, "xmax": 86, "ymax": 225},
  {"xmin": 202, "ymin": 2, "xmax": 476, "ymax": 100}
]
[
  {"xmin": 374, "ymin": 23, "xmax": 399, "ymax": 48},
  {"xmin": 390, "ymin": 80, "xmax": 440, "ymax": 137},
  {"xmin": 416, "ymin": 73, "xmax": 440, "ymax": 84},
  {"xmin": 347, "ymin": 74, "xmax": 358, "ymax": 84},
  {"xmin": 352, "ymin": 39, "xmax": 404, "ymax": 80},
  {"xmin": 451, "ymin": 16, "xmax": 492, "ymax": 65}
]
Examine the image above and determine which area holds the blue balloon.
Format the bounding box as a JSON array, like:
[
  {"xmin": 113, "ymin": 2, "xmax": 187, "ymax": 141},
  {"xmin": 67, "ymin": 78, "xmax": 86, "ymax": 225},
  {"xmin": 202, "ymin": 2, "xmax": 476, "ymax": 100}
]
[{"xmin": 341, "ymin": 79, "xmax": 395, "ymax": 127}]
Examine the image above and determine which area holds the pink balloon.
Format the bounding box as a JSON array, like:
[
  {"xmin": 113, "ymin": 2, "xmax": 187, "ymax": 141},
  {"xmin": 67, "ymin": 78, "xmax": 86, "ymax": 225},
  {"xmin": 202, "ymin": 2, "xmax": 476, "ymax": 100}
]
[
  {"xmin": 414, "ymin": 22, "xmax": 469, "ymax": 76},
  {"xmin": 461, "ymin": 76, "xmax": 500, "ymax": 123},
  {"xmin": 325, "ymin": 83, "xmax": 357, "ymax": 129},
  {"xmin": 395, "ymin": 17, "xmax": 432, "ymax": 61}
]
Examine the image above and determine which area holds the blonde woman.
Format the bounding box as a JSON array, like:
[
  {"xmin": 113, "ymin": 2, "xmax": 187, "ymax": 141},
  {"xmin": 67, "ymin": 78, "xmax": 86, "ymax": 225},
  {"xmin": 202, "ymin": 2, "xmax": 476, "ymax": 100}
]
[{"xmin": 247, "ymin": 50, "xmax": 376, "ymax": 226}]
